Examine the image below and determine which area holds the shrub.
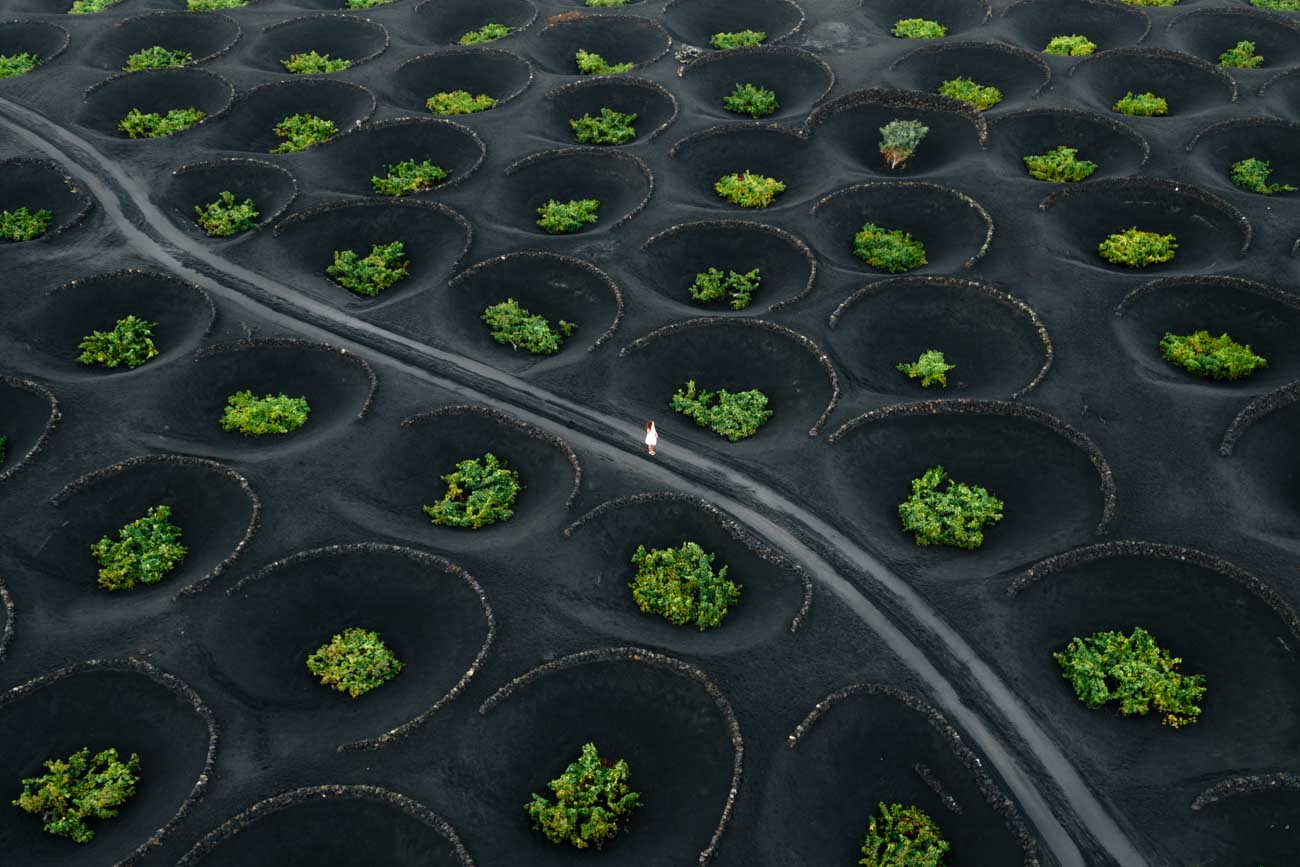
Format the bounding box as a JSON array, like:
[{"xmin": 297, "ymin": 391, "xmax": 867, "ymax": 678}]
[
  {"xmin": 689, "ymin": 267, "xmax": 760, "ymax": 310},
  {"xmin": 459, "ymin": 23, "xmax": 512, "ymax": 45},
  {"xmin": 270, "ymin": 113, "xmax": 338, "ymax": 153},
  {"xmin": 671, "ymin": 379, "xmax": 772, "ymax": 441},
  {"xmin": 1251, "ymin": 0, "xmax": 1300, "ymax": 8},
  {"xmin": 1055, "ymin": 627, "xmax": 1206, "ymax": 727},
  {"xmin": 68, "ymin": 0, "xmax": 122, "ymax": 12},
  {"xmin": 723, "ymin": 82, "xmax": 779, "ymax": 118},
  {"xmin": 937, "ymin": 77, "xmax": 1002, "ymax": 110},
  {"xmin": 306, "ymin": 627, "xmax": 404, "ymax": 698},
  {"xmin": 710, "ymin": 30, "xmax": 766, "ymax": 50},
  {"xmin": 13, "ymin": 747, "xmax": 141, "ymax": 843},
  {"xmin": 1159, "ymin": 330, "xmax": 1267, "ymax": 381},
  {"xmin": 347, "ymin": 0, "xmax": 392, "ymax": 7},
  {"xmin": 587, "ymin": 0, "xmax": 629, "ymax": 5},
  {"xmin": 1022, "ymin": 145, "xmax": 1098, "ymax": 182},
  {"xmin": 0, "ymin": 435, "xmax": 5, "ymax": 465},
  {"xmin": 1230, "ymin": 157, "xmax": 1295, "ymax": 195},
  {"xmin": 76, "ymin": 315, "xmax": 159, "ymax": 369},
  {"xmin": 118, "ymin": 107, "xmax": 205, "ymax": 138},
  {"xmin": 281, "ymin": 51, "xmax": 351, "ymax": 74},
  {"xmin": 91, "ymin": 504, "xmax": 188, "ymax": 591},
  {"xmin": 891, "ymin": 18, "xmax": 947, "ymax": 39},
  {"xmin": 481, "ymin": 298, "xmax": 576, "ymax": 355},
  {"xmin": 898, "ymin": 465, "xmax": 1004, "ymax": 549},
  {"xmin": 714, "ymin": 171, "xmax": 786, "ymax": 208},
  {"xmin": 537, "ymin": 198, "xmax": 601, "ymax": 234},
  {"xmin": 1219, "ymin": 40, "xmax": 1263, "ymax": 69},
  {"xmin": 571, "ymin": 107, "xmax": 638, "ymax": 145},
  {"xmin": 423, "ymin": 452, "xmax": 521, "ymax": 528},
  {"xmin": 220, "ymin": 391, "xmax": 311, "ymax": 436},
  {"xmin": 860, "ymin": 803, "xmax": 949, "ymax": 867},
  {"xmin": 124, "ymin": 45, "xmax": 191, "ymax": 71},
  {"xmin": 327, "ymin": 241, "xmax": 410, "ymax": 296},
  {"xmin": 1043, "ymin": 34, "xmax": 1096, "ymax": 56},
  {"xmin": 371, "ymin": 159, "xmax": 448, "ymax": 196},
  {"xmin": 1112, "ymin": 91, "xmax": 1167, "ymax": 117},
  {"xmin": 629, "ymin": 541, "xmax": 742, "ymax": 630},
  {"xmin": 187, "ymin": 0, "xmax": 246, "ymax": 9},
  {"xmin": 526, "ymin": 743, "xmax": 640, "ymax": 849},
  {"xmin": 0, "ymin": 52, "xmax": 41, "ymax": 78},
  {"xmin": 1, "ymin": 207, "xmax": 53, "ymax": 242},
  {"xmin": 1097, "ymin": 228, "xmax": 1178, "ymax": 267},
  {"xmin": 576, "ymin": 49, "xmax": 633, "ymax": 75},
  {"xmin": 194, "ymin": 191, "xmax": 260, "ymax": 237},
  {"xmin": 427, "ymin": 90, "xmax": 497, "ymax": 115},
  {"xmin": 1120, "ymin": 0, "xmax": 1179, "ymax": 5},
  {"xmin": 853, "ymin": 223, "xmax": 927, "ymax": 273},
  {"xmin": 879, "ymin": 119, "xmax": 929, "ymax": 169},
  {"xmin": 897, "ymin": 350, "xmax": 954, "ymax": 388}
]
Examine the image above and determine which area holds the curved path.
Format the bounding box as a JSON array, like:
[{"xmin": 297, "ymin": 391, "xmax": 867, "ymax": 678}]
[{"xmin": 0, "ymin": 97, "xmax": 1146, "ymax": 867}]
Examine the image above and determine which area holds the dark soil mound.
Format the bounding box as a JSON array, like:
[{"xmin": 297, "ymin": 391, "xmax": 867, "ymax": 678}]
[
  {"xmin": 247, "ymin": 14, "xmax": 388, "ymax": 75},
  {"xmin": 0, "ymin": 156, "xmax": 93, "ymax": 241},
  {"xmin": 216, "ymin": 79, "xmax": 375, "ymax": 154},
  {"xmin": 0, "ymin": 19, "xmax": 69, "ymax": 72},
  {"xmin": 84, "ymin": 11, "xmax": 239, "ymax": 71},
  {"xmin": 411, "ymin": 0, "xmax": 537, "ymax": 46},
  {"xmin": 79, "ymin": 68, "xmax": 233, "ymax": 141},
  {"xmin": 390, "ymin": 48, "xmax": 533, "ymax": 115},
  {"xmin": 663, "ymin": 0, "xmax": 805, "ymax": 49},
  {"xmin": 668, "ymin": 124, "xmax": 818, "ymax": 210},
  {"xmin": 541, "ymin": 77, "xmax": 677, "ymax": 145},
  {"xmin": 500, "ymin": 148, "xmax": 652, "ymax": 235},
  {"xmin": 862, "ymin": 0, "xmax": 990, "ymax": 39},
  {"xmin": 681, "ymin": 47, "xmax": 833, "ymax": 123},
  {"xmin": 987, "ymin": 108, "xmax": 1148, "ymax": 181},
  {"xmin": 311, "ymin": 117, "xmax": 485, "ymax": 196},
  {"xmin": 1002, "ymin": 0, "xmax": 1150, "ymax": 57},
  {"xmin": 1067, "ymin": 48, "xmax": 1236, "ymax": 117},
  {"xmin": 1185, "ymin": 117, "xmax": 1300, "ymax": 200},
  {"xmin": 159, "ymin": 158, "xmax": 297, "ymax": 240},
  {"xmin": 533, "ymin": 14, "xmax": 670, "ymax": 75},
  {"xmin": 0, "ymin": 376, "xmax": 58, "ymax": 486},
  {"xmin": 890, "ymin": 40, "xmax": 1050, "ymax": 109},
  {"xmin": 1166, "ymin": 7, "xmax": 1300, "ymax": 73}
]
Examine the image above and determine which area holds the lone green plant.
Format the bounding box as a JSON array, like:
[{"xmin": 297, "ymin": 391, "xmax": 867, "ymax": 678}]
[
  {"xmin": 537, "ymin": 198, "xmax": 601, "ymax": 234},
  {"xmin": 91, "ymin": 504, "xmax": 187, "ymax": 591},
  {"xmin": 118, "ymin": 107, "xmax": 205, "ymax": 138},
  {"xmin": 69, "ymin": 0, "xmax": 123, "ymax": 13},
  {"xmin": 891, "ymin": 18, "xmax": 947, "ymax": 39},
  {"xmin": 77, "ymin": 315, "xmax": 159, "ymax": 369},
  {"xmin": 423, "ymin": 452, "xmax": 521, "ymax": 528},
  {"xmin": 124, "ymin": 46, "xmax": 191, "ymax": 71},
  {"xmin": 0, "ymin": 435, "xmax": 6, "ymax": 465},
  {"xmin": 194, "ymin": 191, "xmax": 260, "ymax": 237},
  {"xmin": 1159, "ymin": 330, "xmax": 1267, "ymax": 381},
  {"xmin": 220, "ymin": 391, "xmax": 311, "ymax": 436},
  {"xmin": 853, "ymin": 223, "xmax": 927, "ymax": 273},
  {"xmin": 1023, "ymin": 145, "xmax": 1098, "ymax": 182},
  {"xmin": 347, "ymin": 0, "xmax": 392, "ymax": 7},
  {"xmin": 1230, "ymin": 157, "xmax": 1295, "ymax": 195},
  {"xmin": 1219, "ymin": 40, "xmax": 1263, "ymax": 69},
  {"xmin": 1044, "ymin": 34, "xmax": 1096, "ymax": 56},
  {"xmin": 371, "ymin": 159, "xmax": 448, "ymax": 196},
  {"xmin": 860, "ymin": 803, "xmax": 950, "ymax": 867},
  {"xmin": 879, "ymin": 119, "xmax": 929, "ymax": 169},
  {"xmin": 898, "ymin": 465, "xmax": 1004, "ymax": 549},
  {"xmin": 710, "ymin": 30, "xmax": 766, "ymax": 50},
  {"xmin": 481, "ymin": 298, "xmax": 576, "ymax": 355},
  {"xmin": 937, "ymin": 76, "xmax": 1002, "ymax": 110},
  {"xmin": 306, "ymin": 627, "xmax": 404, "ymax": 698},
  {"xmin": 689, "ymin": 267, "xmax": 760, "ymax": 310},
  {"xmin": 587, "ymin": 0, "xmax": 630, "ymax": 5},
  {"xmin": 270, "ymin": 113, "xmax": 338, "ymax": 153},
  {"xmin": 281, "ymin": 51, "xmax": 351, "ymax": 74},
  {"xmin": 187, "ymin": 0, "xmax": 247, "ymax": 9},
  {"xmin": 1055, "ymin": 627, "xmax": 1206, "ymax": 727},
  {"xmin": 1, "ymin": 207, "xmax": 53, "ymax": 242},
  {"xmin": 630, "ymin": 541, "xmax": 742, "ymax": 630},
  {"xmin": 571, "ymin": 107, "xmax": 638, "ymax": 145},
  {"xmin": 327, "ymin": 241, "xmax": 410, "ymax": 296},
  {"xmin": 427, "ymin": 90, "xmax": 497, "ymax": 115},
  {"xmin": 0, "ymin": 52, "xmax": 41, "ymax": 78},
  {"xmin": 671, "ymin": 379, "xmax": 772, "ymax": 441},
  {"xmin": 714, "ymin": 171, "xmax": 785, "ymax": 208},
  {"xmin": 1112, "ymin": 91, "xmax": 1167, "ymax": 117},
  {"xmin": 1097, "ymin": 228, "xmax": 1178, "ymax": 268},
  {"xmin": 526, "ymin": 743, "xmax": 640, "ymax": 849},
  {"xmin": 459, "ymin": 23, "xmax": 512, "ymax": 45},
  {"xmin": 897, "ymin": 350, "xmax": 954, "ymax": 388},
  {"xmin": 576, "ymin": 49, "xmax": 633, "ymax": 75},
  {"xmin": 1250, "ymin": 0, "xmax": 1300, "ymax": 8},
  {"xmin": 1120, "ymin": 0, "xmax": 1179, "ymax": 5},
  {"xmin": 13, "ymin": 748, "xmax": 141, "ymax": 843},
  {"xmin": 723, "ymin": 82, "xmax": 779, "ymax": 118}
]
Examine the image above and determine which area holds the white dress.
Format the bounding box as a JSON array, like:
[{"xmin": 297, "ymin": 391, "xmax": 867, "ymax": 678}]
[{"xmin": 644, "ymin": 424, "xmax": 658, "ymax": 447}]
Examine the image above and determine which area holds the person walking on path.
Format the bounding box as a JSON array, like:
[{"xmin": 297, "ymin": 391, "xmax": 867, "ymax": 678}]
[{"xmin": 644, "ymin": 420, "xmax": 658, "ymax": 456}]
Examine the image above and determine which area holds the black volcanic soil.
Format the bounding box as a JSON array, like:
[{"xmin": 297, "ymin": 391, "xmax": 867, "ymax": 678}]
[{"xmin": 3, "ymin": 1, "xmax": 1299, "ymax": 866}]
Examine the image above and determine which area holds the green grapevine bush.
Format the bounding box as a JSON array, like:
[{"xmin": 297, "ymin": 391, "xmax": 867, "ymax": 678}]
[
  {"xmin": 576, "ymin": 49, "xmax": 632, "ymax": 75},
  {"xmin": 195, "ymin": 191, "xmax": 260, "ymax": 237},
  {"xmin": 91, "ymin": 504, "xmax": 188, "ymax": 591},
  {"xmin": 898, "ymin": 465, "xmax": 1004, "ymax": 549},
  {"xmin": 1044, "ymin": 35, "xmax": 1096, "ymax": 56},
  {"xmin": 77, "ymin": 315, "xmax": 159, "ymax": 369},
  {"xmin": 710, "ymin": 30, "xmax": 766, "ymax": 50},
  {"xmin": 0, "ymin": 52, "xmax": 41, "ymax": 78},
  {"xmin": 879, "ymin": 119, "xmax": 929, "ymax": 169},
  {"xmin": 1, "ymin": 207, "xmax": 53, "ymax": 242},
  {"xmin": 1121, "ymin": 0, "xmax": 1179, "ymax": 5},
  {"xmin": 896, "ymin": 350, "xmax": 954, "ymax": 388},
  {"xmin": 327, "ymin": 241, "xmax": 410, "ymax": 296},
  {"xmin": 281, "ymin": 51, "xmax": 351, "ymax": 74},
  {"xmin": 124, "ymin": 46, "xmax": 191, "ymax": 71},
  {"xmin": 220, "ymin": 391, "xmax": 311, "ymax": 436},
  {"xmin": 587, "ymin": 0, "xmax": 629, "ymax": 5},
  {"xmin": 1097, "ymin": 228, "xmax": 1178, "ymax": 267},
  {"xmin": 1251, "ymin": 0, "xmax": 1300, "ymax": 8},
  {"xmin": 1230, "ymin": 157, "xmax": 1295, "ymax": 195},
  {"xmin": 188, "ymin": 0, "xmax": 246, "ymax": 9},
  {"xmin": 118, "ymin": 107, "xmax": 205, "ymax": 138},
  {"xmin": 860, "ymin": 803, "xmax": 949, "ymax": 867},
  {"xmin": 481, "ymin": 298, "xmax": 576, "ymax": 355},
  {"xmin": 423, "ymin": 452, "xmax": 521, "ymax": 528},
  {"xmin": 1112, "ymin": 91, "xmax": 1167, "ymax": 117},
  {"xmin": 1022, "ymin": 145, "xmax": 1098, "ymax": 182},
  {"xmin": 347, "ymin": 0, "xmax": 391, "ymax": 7},
  {"xmin": 270, "ymin": 113, "xmax": 338, "ymax": 153},
  {"xmin": 1219, "ymin": 40, "xmax": 1263, "ymax": 69},
  {"xmin": 427, "ymin": 90, "xmax": 497, "ymax": 115},
  {"xmin": 937, "ymin": 77, "xmax": 1002, "ymax": 110},
  {"xmin": 689, "ymin": 267, "xmax": 760, "ymax": 310},
  {"xmin": 629, "ymin": 541, "xmax": 742, "ymax": 629},
  {"xmin": 459, "ymin": 23, "xmax": 512, "ymax": 45},
  {"xmin": 1054, "ymin": 627, "xmax": 1206, "ymax": 727},
  {"xmin": 571, "ymin": 107, "xmax": 638, "ymax": 145},
  {"xmin": 853, "ymin": 223, "xmax": 927, "ymax": 273},
  {"xmin": 714, "ymin": 171, "xmax": 785, "ymax": 208},
  {"xmin": 0, "ymin": 434, "xmax": 6, "ymax": 465},
  {"xmin": 306, "ymin": 627, "xmax": 404, "ymax": 698},
  {"xmin": 891, "ymin": 18, "xmax": 946, "ymax": 39},
  {"xmin": 1159, "ymin": 330, "xmax": 1267, "ymax": 381},
  {"xmin": 723, "ymin": 82, "xmax": 779, "ymax": 118},
  {"xmin": 525, "ymin": 743, "xmax": 640, "ymax": 849},
  {"xmin": 371, "ymin": 159, "xmax": 448, "ymax": 196},
  {"xmin": 69, "ymin": 0, "xmax": 123, "ymax": 13},
  {"xmin": 671, "ymin": 380, "xmax": 772, "ymax": 441},
  {"xmin": 537, "ymin": 198, "xmax": 601, "ymax": 234},
  {"xmin": 13, "ymin": 747, "xmax": 141, "ymax": 843}
]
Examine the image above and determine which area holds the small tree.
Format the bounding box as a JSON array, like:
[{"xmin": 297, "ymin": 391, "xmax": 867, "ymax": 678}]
[
  {"xmin": 723, "ymin": 82, "xmax": 779, "ymax": 118},
  {"xmin": 710, "ymin": 30, "xmax": 766, "ymax": 50},
  {"xmin": 77, "ymin": 315, "xmax": 159, "ymax": 369},
  {"xmin": 879, "ymin": 119, "xmax": 929, "ymax": 169},
  {"xmin": 91, "ymin": 504, "xmax": 188, "ymax": 591},
  {"xmin": 13, "ymin": 748, "xmax": 141, "ymax": 843},
  {"xmin": 0, "ymin": 52, "xmax": 41, "ymax": 79},
  {"xmin": 281, "ymin": 51, "xmax": 351, "ymax": 74},
  {"xmin": 630, "ymin": 541, "xmax": 741, "ymax": 629},
  {"xmin": 1159, "ymin": 330, "xmax": 1267, "ymax": 381},
  {"xmin": 327, "ymin": 241, "xmax": 410, "ymax": 295},
  {"xmin": 1230, "ymin": 157, "xmax": 1295, "ymax": 195},
  {"xmin": 1219, "ymin": 40, "xmax": 1263, "ymax": 68},
  {"xmin": 423, "ymin": 452, "xmax": 521, "ymax": 528},
  {"xmin": 270, "ymin": 113, "xmax": 338, "ymax": 153},
  {"xmin": 897, "ymin": 350, "xmax": 954, "ymax": 388},
  {"xmin": 371, "ymin": 159, "xmax": 448, "ymax": 196},
  {"xmin": 481, "ymin": 298, "xmax": 577, "ymax": 355},
  {"xmin": 714, "ymin": 171, "xmax": 785, "ymax": 208},
  {"xmin": 427, "ymin": 90, "xmax": 497, "ymax": 115},
  {"xmin": 124, "ymin": 45, "xmax": 191, "ymax": 71},
  {"xmin": 1044, "ymin": 34, "xmax": 1096, "ymax": 56},
  {"xmin": 671, "ymin": 380, "xmax": 772, "ymax": 441},
  {"xmin": 1, "ymin": 207, "xmax": 53, "ymax": 242},
  {"xmin": 1112, "ymin": 91, "xmax": 1167, "ymax": 117},
  {"xmin": 1054, "ymin": 627, "xmax": 1206, "ymax": 727},
  {"xmin": 195, "ymin": 191, "xmax": 260, "ymax": 237},
  {"xmin": 537, "ymin": 198, "xmax": 601, "ymax": 233},
  {"xmin": 220, "ymin": 391, "xmax": 311, "ymax": 436},
  {"xmin": 526, "ymin": 743, "xmax": 640, "ymax": 849},
  {"xmin": 570, "ymin": 108, "xmax": 638, "ymax": 145},
  {"xmin": 576, "ymin": 49, "xmax": 633, "ymax": 75},
  {"xmin": 853, "ymin": 223, "xmax": 927, "ymax": 273},
  {"xmin": 1022, "ymin": 145, "xmax": 1098, "ymax": 182},
  {"xmin": 898, "ymin": 465, "xmax": 1003, "ymax": 549},
  {"xmin": 1097, "ymin": 228, "xmax": 1177, "ymax": 267},
  {"xmin": 306, "ymin": 627, "xmax": 404, "ymax": 698},
  {"xmin": 891, "ymin": 18, "xmax": 946, "ymax": 39},
  {"xmin": 689, "ymin": 267, "xmax": 760, "ymax": 310},
  {"xmin": 937, "ymin": 77, "xmax": 1002, "ymax": 110},
  {"xmin": 459, "ymin": 23, "xmax": 512, "ymax": 45},
  {"xmin": 118, "ymin": 107, "xmax": 205, "ymax": 138},
  {"xmin": 860, "ymin": 803, "xmax": 949, "ymax": 867}
]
